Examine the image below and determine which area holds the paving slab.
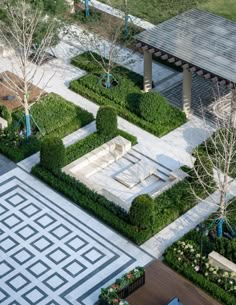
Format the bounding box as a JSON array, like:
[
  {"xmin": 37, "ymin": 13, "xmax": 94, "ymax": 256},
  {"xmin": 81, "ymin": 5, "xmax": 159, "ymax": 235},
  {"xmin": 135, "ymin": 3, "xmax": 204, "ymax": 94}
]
[{"xmin": 0, "ymin": 167, "xmax": 153, "ymax": 305}]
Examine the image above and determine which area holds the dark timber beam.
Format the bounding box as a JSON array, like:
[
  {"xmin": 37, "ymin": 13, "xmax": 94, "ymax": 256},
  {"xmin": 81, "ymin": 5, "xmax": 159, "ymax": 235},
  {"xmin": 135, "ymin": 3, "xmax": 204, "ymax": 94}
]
[
  {"xmin": 196, "ymin": 70, "xmax": 203, "ymax": 76},
  {"xmin": 141, "ymin": 45, "xmax": 148, "ymax": 51},
  {"xmin": 204, "ymin": 73, "xmax": 211, "ymax": 79},
  {"xmin": 136, "ymin": 42, "xmax": 142, "ymax": 48}
]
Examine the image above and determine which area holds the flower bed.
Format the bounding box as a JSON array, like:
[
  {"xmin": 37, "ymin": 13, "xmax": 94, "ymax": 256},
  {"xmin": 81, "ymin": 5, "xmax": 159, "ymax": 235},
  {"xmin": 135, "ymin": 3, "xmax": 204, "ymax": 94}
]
[
  {"xmin": 99, "ymin": 267, "xmax": 145, "ymax": 305},
  {"xmin": 70, "ymin": 52, "xmax": 186, "ymax": 137},
  {"xmin": 164, "ymin": 240, "xmax": 236, "ymax": 305}
]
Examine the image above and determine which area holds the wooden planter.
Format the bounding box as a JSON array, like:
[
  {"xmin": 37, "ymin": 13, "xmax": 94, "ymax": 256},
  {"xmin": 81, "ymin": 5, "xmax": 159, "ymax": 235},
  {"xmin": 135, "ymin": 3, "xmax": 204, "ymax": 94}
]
[{"xmin": 118, "ymin": 273, "xmax": 145, "ymax": 299}]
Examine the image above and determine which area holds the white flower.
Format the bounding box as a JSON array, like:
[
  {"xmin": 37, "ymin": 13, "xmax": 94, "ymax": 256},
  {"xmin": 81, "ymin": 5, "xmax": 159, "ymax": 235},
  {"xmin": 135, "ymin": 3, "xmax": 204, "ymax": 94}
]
[
  {"xmin": 194, "ymin": 266, "xmax": 200, "ymax": 272},
  {"xmin": 205, "ymin": 272, "xmax": 208, "ymax": 276},
  {"xmin": 218, "ymin": 279, "xmax": 221, "ymax": 283},
  {"xmin": 109, "ymin": 288, "xmax": 114, "ymax": 292},
  {"xmin": 196, "ymin": 254, "xmax": 201, "ymax": 258},
  {"xmin": 213, "ymin": 271, "xmax": 217, "ymax": 275},
  {"xmin": 209, "ymin": 267, "xmax": 214, "ymax": 272},
  {"xmin": 178, "ymin": 257, "xmax": 182, "ymax": 261},
  {"xmin": 190, "ymin": 249, "xmax": 194, "ymax": 252},
  {"xmin": 230, "ymin": 281, "xmax": 233, "ymax": 285}
]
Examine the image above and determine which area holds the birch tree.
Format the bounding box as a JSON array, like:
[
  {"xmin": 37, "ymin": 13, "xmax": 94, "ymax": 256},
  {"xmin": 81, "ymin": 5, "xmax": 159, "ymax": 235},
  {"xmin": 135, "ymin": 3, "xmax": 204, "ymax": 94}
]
[
  {"xmin": 71, "ymin": 17, "xmax": 136, "ymax": 89},
  {"xmin": 0, "ymin": 0, "xmax": 58, "ymax": 138},
  {"xmin": 192, "ymin": 89, "xmax": 236, "ymax": 237}
]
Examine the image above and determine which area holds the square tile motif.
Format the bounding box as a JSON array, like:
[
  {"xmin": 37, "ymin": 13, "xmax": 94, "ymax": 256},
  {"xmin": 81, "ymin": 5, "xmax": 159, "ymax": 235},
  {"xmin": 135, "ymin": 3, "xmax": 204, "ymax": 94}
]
[
  {"xmin": 6, "ymin": 273, "xmax": 30, "ymax": 292},
  {"xmin": 0, "ymin": 288, "xmax": 10, "ymax": 303},
  {"xmin": 0, "ymin": 260, "xmax": 14, "ymax": 278},
  {"xmin": 6, "ymin": 193, "xmax": 26, "ymax": 207},
  {"xmin": 0, "ymin": 236, "xmax": 19, "ymax": 253},
  {"xmin": 81, "ymin": 247, "xmax": 105, "ymax": 264},
  {"xmin": 49, "ymin": 224, "xmax": 72, "ymax": 240},
  {"xmin": 8, "ymin": 301, "xmax": 21, "ymax": 305},
  {"xmin": 63, "ymin": 259, "xmax": 86, "ymax": 278},
  {"xmin": 20, "ymin": 203, "xmax": 41, "ymax": 218},
  {"xmin": 27, "ymin": 260, "xmax": 50, "ymax": 278},
  {"xmin": 0, "ymin": 203, "xmax": 8, "ymax": 215},
  {"xmin": 43, "ymin": 273, "xmax": 68, "ymax": 291},
  {"xmin": 30, "ymin": 236, "xmax": 53, "ymax": 252},
  {"xmin": 11, "ymin": 248, "xmax": 35, "ymax": 265},
  {"xmin": 15, "ymin": 224, "xmax": 38, "ymax": 240},
  {"xmin": 35, "ymin": 213, "xmax": 57, "ymax": 229},
  {"xmin": 2, "ymin": 214, "xmax": 23, "ymax": 229},
  {"xmin": 46, "ymin": 247, "xmax": 69, "ymax": 265},
  {"xmin": 65, "ymin": 236, "xmax": 87, "ymax": 252},
  {"xmin": 22, "ymin": 287, "xmax": 47, "ymax": 305}
]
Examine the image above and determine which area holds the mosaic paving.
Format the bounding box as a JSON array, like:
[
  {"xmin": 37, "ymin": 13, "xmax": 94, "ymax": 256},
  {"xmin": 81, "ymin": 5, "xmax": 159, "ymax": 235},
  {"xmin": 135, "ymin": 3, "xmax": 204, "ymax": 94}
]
[{"xmin": 0, "ymin": 168, "xmax": 152, "ymax": 305}]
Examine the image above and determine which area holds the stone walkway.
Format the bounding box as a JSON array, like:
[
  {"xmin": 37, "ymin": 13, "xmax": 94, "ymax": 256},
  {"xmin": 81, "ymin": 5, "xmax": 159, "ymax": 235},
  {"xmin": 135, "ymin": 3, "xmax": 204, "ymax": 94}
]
[
  {"xmin": 0, "ymin": 167, "xmax": 152, "ymax": 305},
  {"xmin": 141, "ymin": 182, "xmax": 236, "ymax": 258}
]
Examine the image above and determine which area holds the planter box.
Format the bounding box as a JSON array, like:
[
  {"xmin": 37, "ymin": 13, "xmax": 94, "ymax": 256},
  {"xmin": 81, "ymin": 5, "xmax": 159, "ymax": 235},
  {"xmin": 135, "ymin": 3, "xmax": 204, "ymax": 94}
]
[{"xmin": 118, "ymin": 273, "xmax": 145, "ymax": 299}]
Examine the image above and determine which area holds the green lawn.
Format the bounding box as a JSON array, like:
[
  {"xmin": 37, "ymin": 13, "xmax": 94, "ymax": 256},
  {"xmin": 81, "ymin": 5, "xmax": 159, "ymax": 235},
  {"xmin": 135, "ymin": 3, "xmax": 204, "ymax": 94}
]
[{"xmin": 100, "ymin": 0, "xmax": 236, "ymax": 24}]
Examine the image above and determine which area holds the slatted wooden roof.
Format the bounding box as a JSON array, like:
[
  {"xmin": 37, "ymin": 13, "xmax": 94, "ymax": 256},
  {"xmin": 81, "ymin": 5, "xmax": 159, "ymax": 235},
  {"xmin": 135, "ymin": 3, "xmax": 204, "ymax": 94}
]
[{"xmin": 135, "ymin": 9, "xmax": 236, "ymax": 86}]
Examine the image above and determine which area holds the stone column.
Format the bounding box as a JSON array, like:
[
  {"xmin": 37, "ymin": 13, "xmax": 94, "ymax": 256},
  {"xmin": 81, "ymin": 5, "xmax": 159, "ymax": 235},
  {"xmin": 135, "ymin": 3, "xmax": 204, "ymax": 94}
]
[
  {"xmin": 65, "ymin": 0, "xmax": 75, "ymax": 14},
  {"xmin": 182, "ymin": 67, "xmax": 192, "ymax": 118},
  {"xmin": 230, "ymin": 88, "xmax": 236, "ymax": 128},
  {"xmin": 143, "ymin": 50, "xmax": 152, "ymax": 92}
]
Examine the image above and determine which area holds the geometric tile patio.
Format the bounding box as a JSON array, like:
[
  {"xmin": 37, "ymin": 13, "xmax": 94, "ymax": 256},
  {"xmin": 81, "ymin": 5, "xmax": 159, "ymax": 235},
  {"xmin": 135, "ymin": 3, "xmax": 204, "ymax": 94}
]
[{"xmin": 0, "ymin": 168, "xmax": 152, "ymax": 305}]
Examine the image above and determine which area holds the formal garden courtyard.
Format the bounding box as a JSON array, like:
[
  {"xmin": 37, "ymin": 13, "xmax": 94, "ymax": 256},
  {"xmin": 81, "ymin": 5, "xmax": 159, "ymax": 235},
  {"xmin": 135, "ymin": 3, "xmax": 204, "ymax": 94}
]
[{"xmin": 0, "ymin": 1, "xmax": 236, "ymax": 305}]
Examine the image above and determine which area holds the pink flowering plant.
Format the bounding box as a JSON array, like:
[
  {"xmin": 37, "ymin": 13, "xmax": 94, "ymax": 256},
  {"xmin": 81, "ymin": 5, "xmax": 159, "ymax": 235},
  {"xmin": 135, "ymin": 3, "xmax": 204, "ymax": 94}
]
[{"xmin": 99, "ymin": 267, "xmax": 144, "ymax": 305}]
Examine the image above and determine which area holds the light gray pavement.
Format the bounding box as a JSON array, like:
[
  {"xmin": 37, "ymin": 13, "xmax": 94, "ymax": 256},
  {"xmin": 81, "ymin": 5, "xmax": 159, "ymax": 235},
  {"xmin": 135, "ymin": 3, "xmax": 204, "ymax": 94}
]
[
  {"xmin": 0, "ymin": 22, "xmax": 217, "ymax": 263},
  {"xmin": 0, "ymin": 154, "xmax": 16, "ymax": 176},
  {"xmin": 141, "ymin": 183, "xmax": 236, "ymax": 258},
  {"xmin": 0, "ymin": 167, "xmax": 153, "ymax": 304}
]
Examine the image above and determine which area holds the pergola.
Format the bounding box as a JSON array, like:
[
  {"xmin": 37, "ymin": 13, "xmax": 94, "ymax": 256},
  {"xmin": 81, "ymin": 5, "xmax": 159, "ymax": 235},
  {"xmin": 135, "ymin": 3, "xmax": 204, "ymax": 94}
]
[{"xmin": 135, "ymin": 9, "xmax": 236, "ymax": 120}]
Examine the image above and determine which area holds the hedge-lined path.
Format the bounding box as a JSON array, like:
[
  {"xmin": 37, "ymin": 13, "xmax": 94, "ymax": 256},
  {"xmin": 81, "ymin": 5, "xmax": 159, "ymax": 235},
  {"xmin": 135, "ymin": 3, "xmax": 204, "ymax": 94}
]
[
  {"xmin": 18, "ymin": 121, "xmax": 96, "ymax": 172},
  {"xmin": 0, "ymin": 167, "xmax": 153, "ymax": 305}
]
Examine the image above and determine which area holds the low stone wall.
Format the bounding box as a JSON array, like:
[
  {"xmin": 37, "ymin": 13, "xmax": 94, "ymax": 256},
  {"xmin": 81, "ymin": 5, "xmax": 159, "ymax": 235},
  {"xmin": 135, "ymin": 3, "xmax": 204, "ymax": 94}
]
[{"xmin": 208, "ymin": 251, "xmax": 236, "ymax": 272}]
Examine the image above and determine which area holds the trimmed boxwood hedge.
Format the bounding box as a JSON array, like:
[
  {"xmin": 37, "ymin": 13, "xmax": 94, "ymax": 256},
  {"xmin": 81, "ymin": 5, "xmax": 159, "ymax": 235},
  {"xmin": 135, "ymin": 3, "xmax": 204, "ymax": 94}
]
[
  {"xmin": 32, "ymin": 129, "xmax": 205, "ymax": 245},
  {"xmin": 70, "ymin": 52, "xmax": 186, "ymax": 137},
  {"xmin": 0, "ymin": 93, "xmax": 94, "ymax": 162},
  {"xmin": 40, "ymin": 137, "xmax": 65, "ymax": 170}
]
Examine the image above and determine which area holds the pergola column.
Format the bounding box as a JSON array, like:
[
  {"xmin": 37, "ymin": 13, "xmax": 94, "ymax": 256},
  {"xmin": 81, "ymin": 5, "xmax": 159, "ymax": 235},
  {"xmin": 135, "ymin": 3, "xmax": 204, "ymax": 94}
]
[
  {"xmin": 143, "ymin": 51, "xmax": 152, "ymax": 92},
  {"xmin": 182, "ymin": 67, "xmax": 192, "ymax": 118}
]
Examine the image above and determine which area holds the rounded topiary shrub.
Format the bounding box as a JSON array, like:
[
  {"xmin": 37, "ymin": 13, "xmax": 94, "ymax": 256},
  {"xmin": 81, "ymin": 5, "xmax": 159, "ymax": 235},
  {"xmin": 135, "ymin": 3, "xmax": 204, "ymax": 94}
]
[
  {"xmin": 96, "ymin": 106, "xmax": 117, "ymax": 137},
  {"xmin": 139, "ymin": 92, "xmax": 167, "ymax": 123},
  {"xmin": 40, "ymin": 137, "xmax": 65, "ymax": 171},
  {"xmin": 129, "ymin": 194, "xmax": 155, "ymax": 229},
  {"xmin": 0, "ymin": 105, "xmax": 12, "ymax": 124}
]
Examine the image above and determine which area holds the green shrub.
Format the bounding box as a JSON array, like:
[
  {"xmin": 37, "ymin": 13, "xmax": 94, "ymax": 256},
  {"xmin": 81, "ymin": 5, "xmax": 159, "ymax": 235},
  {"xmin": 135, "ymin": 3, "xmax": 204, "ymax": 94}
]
[
  {"xmin": 65, "ymin": 129, "xmax": 137, "ymax": 166},
  {"xmin": 70, "ymin": 52, "xmax": 186, "ymax": 137},
  {"xmin": 30, "ymin": 93, "xmax": 93, "ymax": 135},
  {"xmin": 40, "ymin": 137, "xmax": 65, "ymax": 170},
  {"xmin": 129, "ymin": 194, "xmax": 155, "ymax": 229},
  {"xmin": 139, "ymin": 92, "xmax": 163, "ymax": 122},
  {"xmin": 0, "ymin": 105, "xmax": 12, "ymax": 124},
  {"xmin": 32, "ymin": 164, "xmax": 150, "ymax": 244},
  {"xmin": 96, "ymin": 106, "xmax": 117, "ymax": 137}
]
